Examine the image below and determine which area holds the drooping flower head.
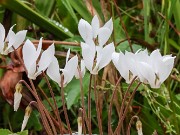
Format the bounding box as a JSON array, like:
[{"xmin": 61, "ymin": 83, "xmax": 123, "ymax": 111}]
[
  {"xmin": 47, "ymin": 49, "xmax": 78, "ymax": 87},
  {"xmin": 0, "ymin": 23, "xmax": 27, "ymax": 55},
  {"xmin": 23, "ymin": 38, "xmax": 55, "ymax": 79},
  {"xmin": 112, "ymin": 49, "xmax": 175, "ymax": 88}
]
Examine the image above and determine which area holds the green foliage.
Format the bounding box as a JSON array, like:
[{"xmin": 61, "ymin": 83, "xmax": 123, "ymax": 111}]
[
  {"xmin": 0, "ymin": 129, "xmax": 28, "ymax": 135},
  {"xmin": 0, "ymin": 0, "xmax": 179, "ymax": 134}
]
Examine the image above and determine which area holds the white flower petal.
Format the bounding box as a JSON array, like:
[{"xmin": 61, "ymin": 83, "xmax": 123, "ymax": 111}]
[
  {"xmin": 91, "ymin": 15, "xmax": 99, "ymax": 38},
  {"xmin": 0, "ymin": 23, "xmax": 5, "ymax": 41},
  {"xmin": 37, "ymin": 44, "xmax": 55, "ymax": 74},
  {"xmin": 14, "ymin": 92, "xmax": 22, "ymax": 111},
  {"xmin": 23, "ymin": 39, "xmax": 37, "ymax": 73},
  {"xmin": 78, "ymin": 19, "xmax": 92, "ymax": 42},
  {"xmin": 81, "ymin": 42, "xmax": 95, "ymax": 72},
  {"xmin": 98, "ymin": 27, "xmax": 111, "ymax": 46},
  {"xmin": 47, "ymin": 56, "xmax": 61, "ymax": 85},
  {"xmin": 75, "ymin": 59, "xmax": 86, "ymax": 79},
  {"xmin": 11, "ymin": 30, "xmax": 27, "ymax": 49},
  {"xmin": 139, "ymin": 62, "xmax": 156, "ymax": 88},
  {"xmin": 103, "ymin": 18, "xmax": 113, "ymax": 34},
  {"xmin": 0, "ymin": 23, "xmax": 5, "ymax": 52},
  {"xmin": 62, "ymin": 55, "xmax": 78, "ymax": 85},
  {"xmin": 97, "ymin": 42, "xmax": 115, "ymax": 71},
  {"xmin": 5, "ymin": 24, "xmax": 16, "ymax": 42}
]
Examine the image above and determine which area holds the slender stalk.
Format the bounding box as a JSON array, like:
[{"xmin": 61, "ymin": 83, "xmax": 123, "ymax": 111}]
[
  {"xmin": 118, "ymin": 77, "xmax": 137, "ymax": 125},
  {"xmin": 42, "ymin": 72, "xmax": 63, "ymax": 134},
  {"xmin": 12, "ymin": 47, "xmax": 54, "ymax": 135},
  {"xmin": 28, "ymin": 101, "xmax": 54, "ymax": 135},
  {"xmin": 38, "ymin": 86, "xmax": 56, "ymax": 116},
  {"xmin": 108, "ymin": 77, "xmax": 122, "ymax": 135},
  {"xmin": 78, "ymin": 67, "xmax": 89, "ymax": 132},
  {"xmin": 60, "ymin": 76, "xmax": 72, "ymax": 135},
  {"xmin": 88, "ymin": 74, "xmax": 93, "ymax": 135},
  {"xmin": 114, "ymin": 82, "xmax": 142, "ymax": 134},
  {"xmin": 127, "ymin": 116, "xmax": 139, "ymax": 135},
  {"xmin": 93, "ymin": 75, "xmax": 103, "ymax": 135}
]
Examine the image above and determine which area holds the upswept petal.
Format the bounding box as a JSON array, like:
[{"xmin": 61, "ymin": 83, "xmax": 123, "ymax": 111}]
[
  {"xmin": 23, "ymin": 39, "xmax": 37, "ymax": 72},
  {"xmin": 11, "ymin": 30, "xmax": 27, "ymax": 49},
  {"xmin": 0, "ymin": 23, "xmax": 5, "ymax": 43},
  {"xmin": 98, "ymin": 27, "xmax": 111, "ymax": 46},
  {"xmin": 47, "ymin": 56, "xmax": 61, "ymax": 85},
  {"xmin": 36, "ymin": 38, "xmax": 43, "ymax": 59},
  {"xmin": 97, "ymin": 42, "xmax": 115, "ymax": 71},
  {"xmin": 37, "ymin": 44, "xmax": 55, "ymax": 74},
  {"xmin": 103, "ymin": 18, "xmax": 113, "ymax": 34},
  {"xmin": 91, "ymin": 15, "xmax": 99, "ymax": 38},
  {"xmin": 159, "ymin": 56, "xmax": 175, "ymax": 83},
  {"xmin": 75, "ymin": 60, "xmax": 86, "ymax": 79},
  {"xmin": 78, "ymin": 19, "xmax": 92, "ymax": 42},
  {"xmin": 0, "ymin": 24, "xmax": 5, "ymax": 53},
  {"xmin": 62, "ymin": 55, "xmax": 78, "ymax": 85},
  {"xmin": 5, "ymin": 24, "xmax": 16, "ymax": 42},
  {"xmin": 81, "ymin": 42, "xmax": 95, "ymax": 72}
]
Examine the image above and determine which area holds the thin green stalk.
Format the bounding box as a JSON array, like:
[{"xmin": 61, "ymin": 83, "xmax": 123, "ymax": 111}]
[{"xmin": 167, "ymin": 78, "xmax": 179, "ymax": 134}]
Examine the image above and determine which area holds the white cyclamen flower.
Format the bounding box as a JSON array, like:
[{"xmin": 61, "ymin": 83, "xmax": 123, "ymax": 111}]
[
  {"xmin": 75, "ymin": 60, "xmax": 86, "ymax": 79},
  {"xmin": 78, "ymin": 15, "xmax": 113, "ymax": 47},
  {"xmin": 21, "ymin": 106, "xmax": 32, "ymax": 131},
  {"xmin": 23, "ymin": 38, "xmax": 55, "ymax": 80},
  {"xmin": 138, "ymin": 49, "xmax": 175, "ymax": 88},
  {"xmin": 81, "ymin": 41, "xmax": 115, "ymax": 75},
  {"xmin": 47, "ymin": 49, "xmax": 78, "ymax": 87},
  {"xmin": 0, "ymin": 23, "xmax": 27, "ymax": 55},
  {"xmin": 14, "ymin": 83, "xmax": 23, "ymax": 111},
  {"xmin": 112, "ymin": 50, "xmax": 140, "ymax": 83},
  {"xmin": 112, "ymin": 49, "xmax": 175, "ymax": 88}
]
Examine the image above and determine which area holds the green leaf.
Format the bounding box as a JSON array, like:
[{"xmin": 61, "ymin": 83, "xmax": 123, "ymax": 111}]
[
  {"xmin": 0, "ymin": 0, "xmax": 73, "ymax": 39},
  {"xmin": 35, "ymin": 0, "xmax": 55, "ymax": 17},
  {"xmin": 69, "ymin": 0, "xmax": 92, "ymax": 22},
  {"xmin": 65, "ymin": 73, "xmax": 90, "ymax": 109},
  {"xmin": 0, "ymin": 129, "xmax": 12, "ymax": 135},
  {"xmin": 60, "ymin": 0, "xmax": 78, "ymax": 24},
  {"xmin": 0, "ymin": 129, "xmax": 28, "ymax": 135}
]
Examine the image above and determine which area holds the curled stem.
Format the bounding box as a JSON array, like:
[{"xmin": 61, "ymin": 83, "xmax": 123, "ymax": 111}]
[{"xmin": 127, "ymin": 116, "xmax": 139, "ymax": 135}]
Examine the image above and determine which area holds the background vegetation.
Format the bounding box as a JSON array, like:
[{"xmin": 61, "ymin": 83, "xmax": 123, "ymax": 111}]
[{"xmin": 0, "ymin": 0, "xmax": 179, "ymax": 135}]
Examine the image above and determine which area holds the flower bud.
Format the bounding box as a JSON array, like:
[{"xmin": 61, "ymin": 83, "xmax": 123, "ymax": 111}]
[
  {"xmin": 14, "ymin": 83, "xmax": 23, "ymax": 111},
  {"xmin": 21, "ymin": 106, "xmax": 32, "ymax": 131},
  {"xmin": 77, "ymin": 116, "xmax": 82, "ymax": 135},
  {"xmin": 136, "ymin": 120, "xmax": 143, "ymax": 135}
]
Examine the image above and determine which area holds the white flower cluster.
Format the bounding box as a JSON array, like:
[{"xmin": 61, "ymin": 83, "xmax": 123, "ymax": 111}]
[
  {"xmin": 112, "ymin": 49, "xmax": 175, "ymax": 88},
  {"xmin": 78, "ymin": 15, "xmax": 115, "ymax": 75},
  {"xmin": 0, "ymin": 15, "xmax": 175, "ymax": 131}
]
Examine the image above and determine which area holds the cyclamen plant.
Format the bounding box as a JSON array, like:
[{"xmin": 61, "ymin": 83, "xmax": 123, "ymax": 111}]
[{"xmin": 0, "ymin": 14, "xmax": 175, "ymax": 135}]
